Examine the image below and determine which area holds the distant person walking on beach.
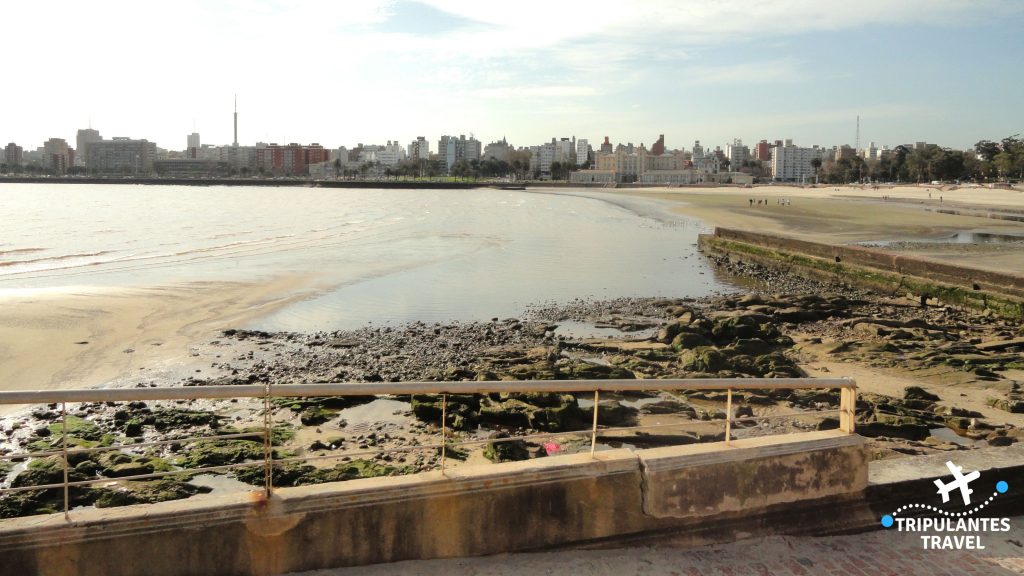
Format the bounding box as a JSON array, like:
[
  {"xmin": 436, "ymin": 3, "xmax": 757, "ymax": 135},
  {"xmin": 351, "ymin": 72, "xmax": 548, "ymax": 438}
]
[{"xmin": 749, "ymin": 198, "xmax": 753, "ymax": 207}]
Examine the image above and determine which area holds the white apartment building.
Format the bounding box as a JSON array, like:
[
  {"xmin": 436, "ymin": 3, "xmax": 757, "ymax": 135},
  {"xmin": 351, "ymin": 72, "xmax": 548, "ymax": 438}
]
[
  {"xmin": 407, "ymin": 137, "xmax": 429, "ymax": 160},
  {"xmin": 576, "ymin": 138, "xmax": 589, "ymax": 166},
  {"xmin": 442, "ymin": 134, "xmax": 481, "ymax": 171},
  {"xmin": 771, "ymin": 139, "xmax": 824, "ymax": 182},
  {"xmin": 725, "ymin": 139, "xmax": 749, "ymax": 169}
]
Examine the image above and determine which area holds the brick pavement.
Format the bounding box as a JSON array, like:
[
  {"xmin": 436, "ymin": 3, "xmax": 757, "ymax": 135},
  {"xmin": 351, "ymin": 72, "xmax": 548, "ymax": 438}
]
[{"xmin": 291, "ymin": 518, "xmax": 1024, "ymax": 576}]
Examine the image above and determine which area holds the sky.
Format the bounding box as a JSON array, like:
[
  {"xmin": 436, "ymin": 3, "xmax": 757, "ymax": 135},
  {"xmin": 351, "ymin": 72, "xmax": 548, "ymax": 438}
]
[{"xmin": 2, "ymin": 0, "xmax": 1023, "ymax": 153}]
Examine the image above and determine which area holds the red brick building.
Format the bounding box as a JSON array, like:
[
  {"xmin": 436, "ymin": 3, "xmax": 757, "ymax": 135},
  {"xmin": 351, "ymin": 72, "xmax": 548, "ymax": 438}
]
[{"xmin": 256, "ymin": 143, "xmax": 329, "ymax": 175}]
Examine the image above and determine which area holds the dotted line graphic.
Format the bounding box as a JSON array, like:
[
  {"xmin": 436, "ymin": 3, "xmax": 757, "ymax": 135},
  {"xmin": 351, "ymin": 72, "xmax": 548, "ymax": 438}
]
[
  {"xmin": 880, "ymin": 480, "xmax": 1009, "ymax": 528},
  {"xmin": 891, "ymin": 492, "xmax": 998, "ymax": 518}
]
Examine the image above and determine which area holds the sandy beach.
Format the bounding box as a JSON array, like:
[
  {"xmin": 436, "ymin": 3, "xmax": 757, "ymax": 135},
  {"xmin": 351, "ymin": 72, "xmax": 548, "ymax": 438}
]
[
  {"xmin": 614, "ymin": 184, "xmax": 1024, "ymax": 271},
  {"xmin": 1, "ymin": 183, "xmax": 1021, "ymax": 407},
  {"xmin": 0, "ymin": 276, "xmax": 310, "ymax": 414}
]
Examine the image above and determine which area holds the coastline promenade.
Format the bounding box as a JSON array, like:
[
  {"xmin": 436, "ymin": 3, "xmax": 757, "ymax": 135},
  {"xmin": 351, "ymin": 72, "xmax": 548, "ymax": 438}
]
[{"xmin": 291, "ymin": 522, "xmax": 1024, "ymax": 576}]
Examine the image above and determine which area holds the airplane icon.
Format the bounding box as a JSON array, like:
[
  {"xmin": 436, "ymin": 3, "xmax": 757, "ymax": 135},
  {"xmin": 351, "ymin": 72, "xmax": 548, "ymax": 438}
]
[{"xmin": 934, "ymin": 461, "xmax": 981, "ymax": 506}]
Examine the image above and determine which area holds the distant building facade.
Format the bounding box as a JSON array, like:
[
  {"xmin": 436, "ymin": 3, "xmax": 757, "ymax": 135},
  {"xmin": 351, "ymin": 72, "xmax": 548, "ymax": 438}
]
[
  {"xmin": 43, "ymin": 138, "xmax": 73, "ymax": 173},
  {"xmin": 725, "ymin": 139, "xmax": 750, "ymax": 170},
  {"xmin": 483, "ymin": 137, "xmax": 512, "ymax": 162},
  {"xmin": 440, "ymin": 134, "xmax": 481, "ymax": 171},
  {"xmin": 187, "ymin": 133, "xmax": 201, "ymax": 158},
  {"xmin": 407, "ymin": 137, "xmax": 430, "ymax": 161},
  {"xmin": 76, "ymin": 129, "xmax": 101, "ymax": 167},
  {"xmin": 255, "ymin": 143, "xmax": 328, "ymax": 175},
  {"xmin": 86, "ymin": 137, "xmax": 157, "ymax": 173},
  {"xmin": 576, "ymin": 138, "xmax": 590, "ymax": 167},
  {"xmin": 771, "ymin": 140, "xmax": 823, "ymax": 182},
  {"xmin": 4, "ymin": 142, "xmax": 23, "ymax": 166}
]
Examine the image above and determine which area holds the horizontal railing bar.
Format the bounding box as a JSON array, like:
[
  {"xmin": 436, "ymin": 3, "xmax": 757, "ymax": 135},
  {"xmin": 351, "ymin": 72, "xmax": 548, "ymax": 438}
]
[{"xmin": 0, "ymin": 378, "xmax": 855, "ymax": 405}]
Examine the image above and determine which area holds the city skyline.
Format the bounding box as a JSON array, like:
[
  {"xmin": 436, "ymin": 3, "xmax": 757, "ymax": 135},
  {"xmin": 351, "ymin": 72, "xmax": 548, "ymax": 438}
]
[{"xmin": 3, "ymin": 0, "xmax": 1023, "ymax": 151}]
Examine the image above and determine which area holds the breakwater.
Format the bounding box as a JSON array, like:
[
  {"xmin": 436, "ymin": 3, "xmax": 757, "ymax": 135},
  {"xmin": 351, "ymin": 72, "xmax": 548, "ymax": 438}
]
[{"xmin": 699, "ymin": 228, "xmax": 1024, "ymax": 318}]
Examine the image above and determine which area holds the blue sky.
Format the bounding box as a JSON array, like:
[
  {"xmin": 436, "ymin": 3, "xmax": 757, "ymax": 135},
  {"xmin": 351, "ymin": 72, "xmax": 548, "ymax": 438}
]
[{"xmin": 3, "ymin": 0, "xmax": 1022, "ymax": 152}]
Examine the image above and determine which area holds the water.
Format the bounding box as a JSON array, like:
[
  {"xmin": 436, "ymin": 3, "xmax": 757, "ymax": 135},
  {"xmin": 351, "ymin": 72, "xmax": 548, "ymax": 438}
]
[{"xmin": 0, "ymin": 183, "xmax": 734, "ymax": 330}]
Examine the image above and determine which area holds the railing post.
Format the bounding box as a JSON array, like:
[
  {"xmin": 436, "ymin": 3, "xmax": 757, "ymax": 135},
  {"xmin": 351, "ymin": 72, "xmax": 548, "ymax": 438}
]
[
  {"xmin": 840, "ymin": 384, "xmax": 857, "ymax": 433},
  {"xmin": 61, "ymin": 402, "xmax": 69, "ymax": 521},
  {"xmin": 440, "ymin": 394, "xmax": 448, "ymax": 475},
  {"xmin": 263, "ymin": 382, "xmax": 273, "ymax": 498},
  {"xmin": 590, "ymin": 390, "xmax": 599, "ymax": 457},
  {"xmin": 725, "ymin": 388, "xmax": 732, "ymax": 446}
]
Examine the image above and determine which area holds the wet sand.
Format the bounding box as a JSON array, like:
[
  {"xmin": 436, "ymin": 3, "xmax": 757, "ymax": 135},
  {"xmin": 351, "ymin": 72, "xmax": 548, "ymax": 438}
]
[{"xmin": 0, "ymin": 275, "xmax": 311, "ymax": 413}]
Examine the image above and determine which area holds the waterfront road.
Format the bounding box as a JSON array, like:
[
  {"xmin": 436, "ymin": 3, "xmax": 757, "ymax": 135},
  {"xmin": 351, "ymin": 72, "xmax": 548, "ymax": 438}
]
[{"xmin": 290, "ymin": 517, "xmax": 1024, "ymax": 575}]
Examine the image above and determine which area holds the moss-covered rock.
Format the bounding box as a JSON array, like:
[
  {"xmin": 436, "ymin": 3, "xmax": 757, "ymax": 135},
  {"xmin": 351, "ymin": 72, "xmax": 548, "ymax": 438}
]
[
  {"xmin": 93, "ymin": 479, "xmax": 207, "ymax": 508},
  {"xmin": 176, "ymin": 439, "xmax": 265, "ymax": 468},
  {"xmin": 47, "ymin": 415, "xmax": 102, "ymax": 442},
  {"xmin": 233, "ymin": 459, "xmax": 399, "ymax": 488},
  {"xmin": 483, "ymin": 433, "xmax": 530, "ymax": 462}
]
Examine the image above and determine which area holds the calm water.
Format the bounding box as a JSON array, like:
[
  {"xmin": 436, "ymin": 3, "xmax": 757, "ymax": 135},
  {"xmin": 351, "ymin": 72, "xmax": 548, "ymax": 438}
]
[{"xmin": 0, "ymin": 183, "xmax": 735, "ymax": 330}]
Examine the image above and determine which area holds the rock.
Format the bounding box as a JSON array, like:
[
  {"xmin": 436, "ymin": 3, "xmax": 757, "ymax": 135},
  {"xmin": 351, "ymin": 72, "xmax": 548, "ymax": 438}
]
[
  {"xmin": 583, "ymin": 400, "xmax": 638, "ymax": 427},
  {"xmin": 679, "ymin": 347, "xmax": 727, "ymax": 373},
  {"xmin": 483, "ymin": 432, "xmax": 530, "ymax": 463},
  {"xmin": 988, "ymin": 435, "xmax": 1017, "ymax": 447},
  {"xmin": 639, "ymin": 400, "xmax": 696, "ymax": 417},
  {"xmin": 857, "ymin": 419, "xmax": 931, "ymax": 441},
  {"xmin": 299, "ymin": 406, "xmax": 333, "ymax": 426},
  {"xmin": 94, "ymin": 479, "xmax": 204, "ymax": 508},
  {"xmin": 657, "ymin": 322, "xmax": 683, "ymax": 344},
  {"xmin": 774, "ymin": 307, "xmax": 821, "ymax": 323},
  {"xmin": 670, "ymin": 331, "xmax": 712, "ymax": 351},
  {"xmin": 904, "ymin": 387, "xmax": 940, "ymax": 402},
  {"xmin": 817, "ymin": 417, "xmax": 840, "ymax": 431},
  {"xmin": 731, "ymin": 338, "xmax": 773, "ymax": 356}
]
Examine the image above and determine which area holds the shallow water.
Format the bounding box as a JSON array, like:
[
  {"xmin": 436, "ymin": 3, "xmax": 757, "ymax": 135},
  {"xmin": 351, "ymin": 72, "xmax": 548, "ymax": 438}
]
[{"xmin": 0, "ymin": 184, "xmax": 736, "ymax": 330}]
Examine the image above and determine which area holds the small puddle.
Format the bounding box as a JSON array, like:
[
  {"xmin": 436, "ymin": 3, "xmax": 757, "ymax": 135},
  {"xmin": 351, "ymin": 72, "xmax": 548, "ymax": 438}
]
[
  {"xmin": 554, "ymin": 321, "xmax": 646, "ymax": 340},
  {"xmin": 930, "ymin": 427, "xmax": 985, "ymax": 447},
  {"xmin": 860, "ymin": 231, "xmax": 1024, "ymax": 247}
]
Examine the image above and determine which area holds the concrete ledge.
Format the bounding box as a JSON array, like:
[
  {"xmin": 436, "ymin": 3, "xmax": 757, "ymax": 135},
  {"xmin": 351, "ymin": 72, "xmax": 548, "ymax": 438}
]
[
  {"xmin": 0, "ymin": 432, "xmax": 867, "ymax": 576},
  {"xmin": 640, "ymin": 431, "xmax": 867, "ymax": 517}
]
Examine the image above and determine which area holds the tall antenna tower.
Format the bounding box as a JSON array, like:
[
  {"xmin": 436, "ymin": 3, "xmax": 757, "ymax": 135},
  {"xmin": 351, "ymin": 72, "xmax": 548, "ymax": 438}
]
[
  {"xmin": 855, "ymin": 115, "xmax": 860, "ymax": 151},
  {"xmin": 233, "ymin": 95, "xmax": 239, "ymax": 147}
]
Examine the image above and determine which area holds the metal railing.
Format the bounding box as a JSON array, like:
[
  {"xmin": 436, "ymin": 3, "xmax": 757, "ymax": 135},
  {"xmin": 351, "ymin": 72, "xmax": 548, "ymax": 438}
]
[{"xmin": 0, "ymin": 377, "xmax": 856, "ymax": 521}]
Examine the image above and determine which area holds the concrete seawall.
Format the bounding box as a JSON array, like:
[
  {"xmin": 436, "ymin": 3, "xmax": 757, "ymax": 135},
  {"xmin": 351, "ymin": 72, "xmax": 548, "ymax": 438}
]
[
  {"xmin": 699, "ymin": 228, "xmax": 1024, "ymax": 318},
  {"xmin": 0, "ymin": 431, "xmax": 865, "ymax": 576}
]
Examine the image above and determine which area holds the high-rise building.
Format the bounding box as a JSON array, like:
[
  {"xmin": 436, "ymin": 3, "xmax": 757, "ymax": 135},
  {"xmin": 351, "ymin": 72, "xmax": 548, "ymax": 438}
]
[
  {"xmin": 187, "ymin": 133, "xmax": 200, "ymax": 158},
  {"xmin": 576, "ymin": 138, "xmax": 589, "ymax": 166},
  {"xmin": 753, "ymin": 140, "xmax": 771, "ymax": 162},
  {"xmin": 441, "ymin": 134, "xmax": 481, "ymax": 171},
  {"xmin": 771, "ymin": 140, "xmax": 823, "ymax": 182},
  {"xmin": 76, "ymin": 128, "xmax": 101, "ymax": 167},
  {"xmin": 407, "ymin": 137, "xmax": 429, "ymax": 160},
  {"xmin": 4, "ymin": 142, "xmax": 23, "ymax": 166},
  {"xmin": 43, "ymin": 138, "xmax": 72, "ymax": 173},
  {"xmin": 86, "ymin": 137, "xmax": 157, "ymax": 173},
  {"xmin": 650, "ymin": 134, "xmax": 666, "ymax": 156},
  {"xmin": 726, "ymin": 139, "xmax": 750, "ymax": 169},
  {"xmin": 600, "ymin": 136, "xmax": 613, "ymax": 154}
]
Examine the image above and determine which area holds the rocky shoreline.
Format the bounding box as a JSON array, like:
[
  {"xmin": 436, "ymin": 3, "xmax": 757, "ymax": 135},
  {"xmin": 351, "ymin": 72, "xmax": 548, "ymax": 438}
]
[{"xmin": 2, "ymin": 260, "xmax": 1022, "ymax": 519}]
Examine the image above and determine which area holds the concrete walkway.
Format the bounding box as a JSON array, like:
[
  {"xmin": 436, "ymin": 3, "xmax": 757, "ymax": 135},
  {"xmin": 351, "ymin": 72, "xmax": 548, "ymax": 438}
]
[{"xmin": 290, "ymin": 519, "xmax": 1024, "ymax": 575}]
